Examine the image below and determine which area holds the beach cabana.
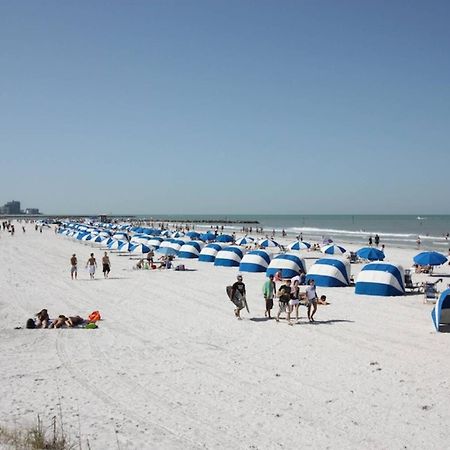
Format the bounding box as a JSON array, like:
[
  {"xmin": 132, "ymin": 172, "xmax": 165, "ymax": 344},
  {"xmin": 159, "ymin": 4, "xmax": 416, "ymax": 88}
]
[
  {"xmin": 198, "ymin": 243, "xmax": 224, "ymax": 262},
  {"xmin": 266, "ymin": 254, "xmax": 306, "ymax": 279},
  {"xmin": 214, "ymin": 246, "xmax": 245, "ymax": 267},
  {"xmin": 431, "ymin": 289, "xmax": 450, "ymax": 332},
  {"xmin": 239, "ymin": 250, "xmax": 272, "ymax": 273},
  {"xmin": 178, "ymin": 241, "xmax": 204, "ymax": 259},
  {"xmin": 357, "ymin": 247, "xmax": 385, "ymax": 261},
  {"xmin": 355, "ymin": 262, "xmax": 405, "ymax": 296},
  {"xmin": 321, "ymin": 244, "xmax": 346, "ymax": 255},
  {"xmin": 288, "ymin": 241, "xmax": 311, "ymax": 251},
  {"xmin": 306, "ymin": 258, "xmax": 351, "ymax": 287}
]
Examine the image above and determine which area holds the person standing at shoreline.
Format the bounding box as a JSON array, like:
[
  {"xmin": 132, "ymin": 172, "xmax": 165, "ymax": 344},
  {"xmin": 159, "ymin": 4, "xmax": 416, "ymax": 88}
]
[
  {"xmin": 70, "ymin": 254, "xmax": 78, "ymax": 280},
  {"xmin": 374, "ymin": 234, "xmax": 380, "ymax": 247},
  {"xmin": 262, "ymin": 274, "xmax": 276, "ymax": 318},
  {"xmin": 102, "ymin": 252, "xmax": 111, "ymax": 278},
  {"xmin": 86, "ymin": 253, "xmax": 97, "ymax": 279}
]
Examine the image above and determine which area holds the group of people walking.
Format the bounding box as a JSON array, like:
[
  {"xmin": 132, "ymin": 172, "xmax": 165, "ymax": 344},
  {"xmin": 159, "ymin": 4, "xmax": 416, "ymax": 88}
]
[
  {"xmin": 231, "ymin": 274, "xmax": 328, "ymax": 325},
  {"xmin": 70, "ymin": 252, "xmax": 111, "ymax": 280}
]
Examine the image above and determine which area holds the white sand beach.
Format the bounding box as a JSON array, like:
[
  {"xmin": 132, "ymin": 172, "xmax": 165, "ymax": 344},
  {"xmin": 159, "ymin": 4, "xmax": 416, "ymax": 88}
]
[{"xmin": 1, "ymin": 224, "xmax": 450, "ymax": 449}]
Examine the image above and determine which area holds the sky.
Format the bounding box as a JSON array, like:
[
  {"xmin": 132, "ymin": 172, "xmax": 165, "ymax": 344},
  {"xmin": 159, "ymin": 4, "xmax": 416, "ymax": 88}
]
[{"xmin": 1, "ymin": 0, "xmax": 449, "ymax": 215}]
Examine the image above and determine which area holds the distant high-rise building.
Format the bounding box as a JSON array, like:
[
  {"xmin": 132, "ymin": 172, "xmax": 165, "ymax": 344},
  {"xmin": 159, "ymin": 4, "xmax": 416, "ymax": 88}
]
[
  {"xmin": 25, "ymin": 208, "xmax": 40, "ymax": 215},
  {"xmin": 0, "ymin": 200, "xmax": 21, "ymax": 214}
]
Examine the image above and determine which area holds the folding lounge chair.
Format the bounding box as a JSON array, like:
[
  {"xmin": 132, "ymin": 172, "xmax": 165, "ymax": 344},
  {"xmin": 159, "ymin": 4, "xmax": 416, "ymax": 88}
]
[
  {"xmin": 423, "ymin": 279, "xmax": 442, "ymax": 304},
  {"xmin": 404, "ymin": 269, "xmax": 422, "ymax": 292},
  {"xmin": 348, "ymin": 252, "xmax": 359, "ymax": 264}
]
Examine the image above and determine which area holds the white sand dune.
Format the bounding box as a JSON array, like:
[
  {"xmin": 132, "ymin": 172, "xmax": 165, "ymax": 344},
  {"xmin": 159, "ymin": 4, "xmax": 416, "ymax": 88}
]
[{"xmin": 1, "ymin": 226, "xmax": 450, "ymax": 449}]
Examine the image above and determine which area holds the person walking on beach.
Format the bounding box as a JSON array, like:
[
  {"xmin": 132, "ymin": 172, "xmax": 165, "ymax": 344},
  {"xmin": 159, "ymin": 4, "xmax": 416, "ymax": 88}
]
[
  {"xmin": 70, "ymin": 254, "xmax": 78, "ymax": 280},
  {"xmin": 416, "ymin": 236, "xmax": 421, "ymax": 248},
  {"xmin": 276, "ymin": 279, "xmax": 292, "ymax": 325},
  {"xmin": 102, "ymin": 252, "xmax": 111, "ymax": 278},
  {"xmin": 86, "ymin": 253, "xmax": 97, "ymax": 279},
  {"xmin": 306, "ymin": 279, "xmax": 318, "ymax": 322},
  {"xmin": 289, "ymin": 274, "xmax": 301, "ymax": 322},
  {"xmin": 262, "ymin": 274, "xmax": 276, "ymax": 318},
  {"xmin": 368, "ymin": 236, "xmax": 373, "ymax": 246},
  {"xmin": 230, "ymin": 274, "xmax": 247, "ymax": 320}
]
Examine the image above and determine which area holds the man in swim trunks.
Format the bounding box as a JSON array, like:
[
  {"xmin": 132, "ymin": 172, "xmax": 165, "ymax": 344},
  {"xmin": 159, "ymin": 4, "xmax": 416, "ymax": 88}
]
[
  {"xmin": 70, "ymin": 254, "xmax": 78, "ymax": 280},
  {"xmin": 102, "ymin": 252, "xmax": 111, "ymax": 278},
  {"xmin": 306, "ymin": 279, "xmax": 318, "ymax": 322},
  {"xmin": 231, "ymin": 274, "xmax": 246, "ymax": 320},
  {"xmin": 86, "ymin": 253, "xmax": 97, "ymax": 279}
]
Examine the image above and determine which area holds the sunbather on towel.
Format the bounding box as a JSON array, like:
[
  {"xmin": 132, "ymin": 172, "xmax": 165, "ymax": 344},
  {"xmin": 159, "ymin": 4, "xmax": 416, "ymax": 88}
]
[
  {"xmin": 49, "ymin": 315, "xmax": 68, "ymax": 328},
  {"xmin": 35, "ymin": 309, "xmax": 50, "ymax": 328},
  {"xmin": 67, "ymin": 316, "xmax": 84, "ymax": 327}
]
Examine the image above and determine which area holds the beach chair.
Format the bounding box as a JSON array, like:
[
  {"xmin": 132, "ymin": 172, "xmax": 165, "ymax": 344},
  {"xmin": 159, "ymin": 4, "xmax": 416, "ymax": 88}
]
[
  {"xmin": 404, "ymin": 269, "xmax": 422, "ymax": 292},
  {"xmin": 348, "ymin": 252, "xmax": 359, "ymax": 264},
  {"xmin": 423, "ymin": 279, "xmax": 442, "ymax": 304}
]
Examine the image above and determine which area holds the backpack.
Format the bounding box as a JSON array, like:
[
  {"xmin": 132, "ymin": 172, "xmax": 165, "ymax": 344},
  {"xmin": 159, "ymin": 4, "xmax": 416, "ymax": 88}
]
[
  {"xmin": 88, "ymin": 310, "xmax": 101, "ymax": 323},
  {"xmin": 26, "ymin": 318, "xmax": 36, "ymax": 329}
]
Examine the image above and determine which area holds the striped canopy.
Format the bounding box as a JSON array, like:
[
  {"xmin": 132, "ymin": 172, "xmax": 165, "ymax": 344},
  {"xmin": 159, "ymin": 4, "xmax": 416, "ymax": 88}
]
[
  {"xmin": 214, "ymin": 246, "xmax": 245, "ymax": 267},
  {"xmin": 288, "ymin": 241, "xmax": 311, "ymax": 251},
  {"xmin": 239, "ymin": 250, "xmax": 272, "ymax": 273},
  {"xmin": 321, "ymin": 244, "xmax": 346, "ymax": 255}
]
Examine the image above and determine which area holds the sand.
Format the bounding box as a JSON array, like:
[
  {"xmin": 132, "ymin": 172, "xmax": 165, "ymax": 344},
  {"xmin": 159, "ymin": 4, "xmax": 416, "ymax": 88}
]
[{"xmin": 1, "ymin": 224, "xmax": 449, "ymax": 449}]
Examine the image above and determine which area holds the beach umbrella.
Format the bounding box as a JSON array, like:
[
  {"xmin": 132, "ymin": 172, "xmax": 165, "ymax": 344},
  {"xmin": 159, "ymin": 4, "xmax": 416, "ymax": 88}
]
[
  {"xmin": 306, "ymin": 258, "xmax": 351, "ymax": 287},
  {"xmin": 131, "ymin": 244, "xmax": 152, "ymax": 254},
  {"xmin": 156, "ymin": 247, "xmax": 178, "ymax": 256},
  {"xmin": 186, "ymin": 231, "xmax": 201, "ymax": 239},
  {"xmin": 161, "ymin": 230, "xmax": 171, "ymax": 237},
  {"xmin": 356, "ymin": 247, "xmax": 385, "ymax": 261},
  {"xmin": 198, "ymin": 243, "xmax": 224, "ymax": 262},
  {"xmin": 214, "ymin": 246, "xmax": 245, "ymax": 267},
  {"xmin": 235, "ymin": 236, "xmax": 255, "ymax": 246},
  {"xmin": 178, "ymin": 241, "xmax": 204, "ymax": 259},
  {"xmin": 413, "ymin": 251, "xmax": 447, "ymax": 266},
  {"xmin": 81, "ymin": 233, "xmax": 93, "ymax": 241},
  {"xmin": 288, "ymin": 241, "xmax": 311, "ymax": 251},
  {"xmin": 258, "ymin": 238, "xmax": 279, "ymax": 248},
  {"xmin": 239, "ymin": 250, "xmax": 272, "ymax": 273},
  {"xmin": 322, "ymin": 237, "xmax": 333, "ymax": 245},
  {"xmin": 216, "ymin": 234, "xmax": 234, "ymax": 243},
  {"xmin": 355, "ymin": 262, "xmax": 405, "ymax": 297},
  {"xmin": 266, "ymin": 253, "xmax": 306, "ymax": 279},
  {"xmin": 200, "ymin": 232, "xmax": 216, "ymax": 242},
  {"xmin": 112, "ymin": 232, "xmax": 128, "ymax": 240},
  {"xmin": 321, "ymin": 244, "xmax": 346, "ymax": 255},
  {"xmin": 172, "ymin": 231, "xmax": 185, "ymax": 238},
  {"xmin": 119, "ymin": 242, "xmax": 135, "ymax": 252},
  {"xmin": 130, "ymin": 236, "xmax": 151, "ymax": 245},
  {"xmin": 91, "ymin": 235, "xmax": 106, "ymax": 243},
  {"xmin": 108, "ymin": 240, "xmax": 126, "ymax": 250}
]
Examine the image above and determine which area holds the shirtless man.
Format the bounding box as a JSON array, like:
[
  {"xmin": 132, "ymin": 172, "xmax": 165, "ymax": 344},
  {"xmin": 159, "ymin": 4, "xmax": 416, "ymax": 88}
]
[
  {"xmin": 86, "ymin": 253, "xmax": 97, "ymax": 279},
  {"xmin": 102, "ymin": 252, "xmax": 111, "ymax": 278},
  {"xmin": 70, "ymin": 254, "xmax": 78, "ymax": 280}
]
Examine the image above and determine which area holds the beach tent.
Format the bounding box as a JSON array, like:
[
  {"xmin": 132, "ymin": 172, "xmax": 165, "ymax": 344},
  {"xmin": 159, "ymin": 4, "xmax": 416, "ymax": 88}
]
[
  {"xmin": 321, "ymin": 244, "xmax": 346, "ymax": 255},
  {"xmin": 108, "ymin": 240, "xmax": 127, "ymax": 250},
  {"xmin": 431, "ymin": 288, "xmax": 450, "ymax": 332},
  {"xmin": 414, "ymin": 251, "xmax": 447, "ymax": 266},
  {"xmin": 266, "ymin": 253, "xmax": 306, "ymax": 279},
  {"xmin": 239, "ymin": 250, "xmax": 272, "ymax": 273},
  {"xmin": 235, "ymin": 236, "xmax": 255, "ymax": 246},
  {"xmin": 306, "ymin": 257, "xmax": 351, "ymax": 287},
  {"xmin": 216, "ymin": 234, "xmax": 234, "ymax": 243},
  {"xmin": 258, "ymin": 238, "xmax": 279, "ymax": 248},
  {"xmin": 199, "ymin": 243, "xmax": 224, "ymax": 262},
  {"xmin": 178, "ymin": 241, "xmax": 204, "ymax": 259},
  {"xmin": 357, "ymin": 247, "xmax": 385, "ymax": 261},
  {"xmin": 288, "ymin": 241, "xmax": 311, "ymax": 251},
  {"xmin": 214, "ymin": 246, "xmax": 245, "ymax": 267},
  {"xmin": 355, "ymin": 262, "xmax": 405, "ymax": 296}
]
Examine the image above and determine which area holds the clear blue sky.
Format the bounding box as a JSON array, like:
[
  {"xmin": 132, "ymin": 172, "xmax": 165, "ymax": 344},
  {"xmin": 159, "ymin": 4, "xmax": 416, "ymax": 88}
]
[{"xmin": 1, "ymin": 0, "xmax": 449, "ymax": 215}]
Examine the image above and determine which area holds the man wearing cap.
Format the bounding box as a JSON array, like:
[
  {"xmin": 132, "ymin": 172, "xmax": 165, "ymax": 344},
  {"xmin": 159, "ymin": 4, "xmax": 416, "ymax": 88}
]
[{"xmin": 230, "ymin": 274, "xmax": 246, "ymax": 320}]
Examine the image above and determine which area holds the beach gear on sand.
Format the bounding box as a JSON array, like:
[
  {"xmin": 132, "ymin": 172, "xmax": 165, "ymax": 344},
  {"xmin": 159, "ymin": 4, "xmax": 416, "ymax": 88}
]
[
  {"xmin": 88, "ymin": 311, "xmax": 101, "ymax": 323},
  {"xmin": 85, "ymin": 323, "xmax": 98, "ymax": 329}
]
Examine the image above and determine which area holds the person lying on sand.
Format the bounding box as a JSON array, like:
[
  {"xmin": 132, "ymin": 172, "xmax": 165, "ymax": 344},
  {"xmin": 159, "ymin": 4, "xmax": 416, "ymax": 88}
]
[
  {"xmin": 35, "ymin": 309, "xmax": 50, "ymax": 328},
  {"xmin": 317, "ymin": 295, "xmax": 330, "ymax": 305},
  {"xmin": 66, "ymin": 316, "xmax": 84, "ymax": 327},
  {"xmin": 49, "ymin": 315, "xmax": 68, "ymax": 328}
]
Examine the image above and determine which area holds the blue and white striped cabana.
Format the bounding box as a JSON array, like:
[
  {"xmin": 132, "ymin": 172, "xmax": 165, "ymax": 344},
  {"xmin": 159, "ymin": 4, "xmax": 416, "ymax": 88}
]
[
  {"xmin": 266, "ymin": 253, "xmax": 306, "ymax": 279},
  {"xmin": 198, "ymin": 243, "xmax": 224, "ymax": 262},
  {"xmin": 306, "ymin": 257, "xmax": 351, "ymax": 287},
  {"xmin": 432, "ymin": 288, "xmax": 450, "ymax": 332},
  {"xmin": 214, "ymin": 246, "xmax": 245, "ymax": 267},
  {"xmin": 178, "ymin": 241, "xmax": 204, "ymax": 259},
  {"xmin": 239, "ymin": 250, "xmax": 272, "ymax": 273},
  {"xmin": 355, "ymin": 262, "xmax": 405, "ymax": 297}
]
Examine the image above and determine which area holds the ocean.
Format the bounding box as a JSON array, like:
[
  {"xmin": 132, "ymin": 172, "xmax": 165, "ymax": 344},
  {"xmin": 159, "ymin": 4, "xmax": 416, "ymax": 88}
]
[{"xmin": 138, "ymin": 214, "xmax": 450, "ymax": 251}]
